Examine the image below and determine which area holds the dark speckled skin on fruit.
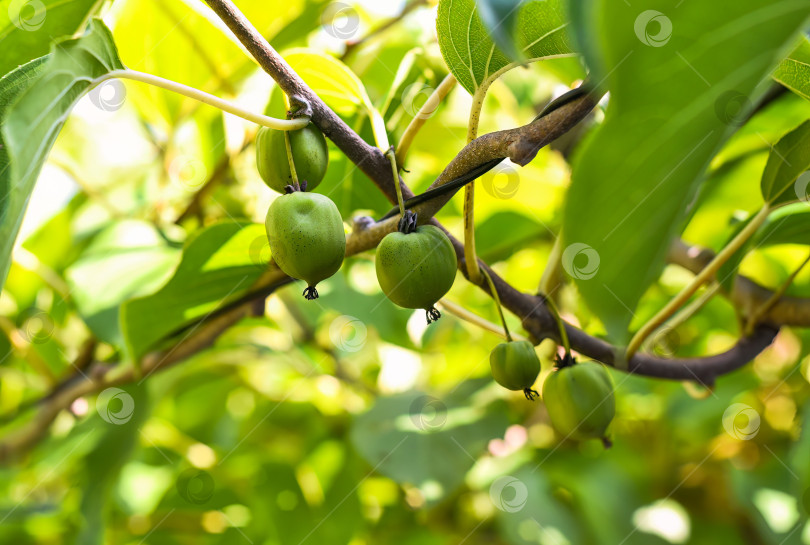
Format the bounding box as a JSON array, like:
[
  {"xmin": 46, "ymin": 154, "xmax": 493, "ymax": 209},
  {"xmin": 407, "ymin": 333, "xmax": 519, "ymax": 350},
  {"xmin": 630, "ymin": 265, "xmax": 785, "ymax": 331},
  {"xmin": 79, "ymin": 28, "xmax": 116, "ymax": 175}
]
[
  {"xmin": 265, "ymin": 192, "xmax": 346, "ymax": 293},
  {"xmin": 375, "ymin": 225, "xmax": 457, "ymax": 310},
  {"xmin": 256, "ymin": 125, "xmax": 329, "ymax": 193}
]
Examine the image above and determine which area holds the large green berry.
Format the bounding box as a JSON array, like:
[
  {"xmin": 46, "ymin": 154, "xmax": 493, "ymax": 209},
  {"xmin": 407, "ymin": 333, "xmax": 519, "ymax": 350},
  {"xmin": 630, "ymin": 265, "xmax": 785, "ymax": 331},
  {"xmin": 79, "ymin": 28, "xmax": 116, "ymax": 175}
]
[
  {"xmin": 375, "ymin": 225, "xmax": 456, "ymax": 322},
  {"xmin": 542, "ymin": 359, "xmax": 615, "ymax": 446},
  {"xmin": 256, "ymin": 125, "xmax": 328, "ymax": 193},
  {"xmin": 265, "ymin": 191, "xmax": 345, "ymax": 299},
  {"xmin": 490, "ymin": 341, "xmax": 541, "ymax": 400}
]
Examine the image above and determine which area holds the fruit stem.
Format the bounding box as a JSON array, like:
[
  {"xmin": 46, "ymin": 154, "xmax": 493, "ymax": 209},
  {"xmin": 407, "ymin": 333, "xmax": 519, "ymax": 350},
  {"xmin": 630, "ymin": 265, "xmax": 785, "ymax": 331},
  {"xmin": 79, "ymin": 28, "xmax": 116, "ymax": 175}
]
[
  {"xmin": 100, "ymin": 70, "xmax": 309, "ymax": 130},
  {"xmin": 481, "ymin": 268, "xmax": 512, "ymax": 342},
  {"xmin": 463, "ymin": 86, "xmax": 487, "ymax": 284},
  {"xmin": 626, "ymin": 204, "xmax": 771, "ymax": 360},
  {"xmin": 385, "ymin": 147, "xmax": 406, "ymax": 217},
  {"xmin": 544, "ymin": 296, "xmax": 570, "ymax": 355},
  {"xmin": 396, "ymin": 74, "xmax": 457, "ymax": 167},
  {"xmin": 283, "ymin": 129, "xmax": 300, "ymax": 187}
]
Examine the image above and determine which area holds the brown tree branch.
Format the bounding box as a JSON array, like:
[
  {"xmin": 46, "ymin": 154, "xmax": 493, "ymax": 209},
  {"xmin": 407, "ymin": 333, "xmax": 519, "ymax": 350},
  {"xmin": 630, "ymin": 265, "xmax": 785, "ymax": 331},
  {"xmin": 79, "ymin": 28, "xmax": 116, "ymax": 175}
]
[
  {"xmin": 199, "ymin": 0, "xmax": 787, "ymax": 386},
  {"xmin": 3, "ymin": 0, "xmax": 800, "ymax": 464}
]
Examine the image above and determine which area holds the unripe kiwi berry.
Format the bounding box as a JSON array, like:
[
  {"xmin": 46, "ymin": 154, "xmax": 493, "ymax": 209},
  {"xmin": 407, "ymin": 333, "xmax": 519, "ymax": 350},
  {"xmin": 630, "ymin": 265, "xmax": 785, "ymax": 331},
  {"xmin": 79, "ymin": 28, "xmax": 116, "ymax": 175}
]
[
  {"xmin": 256, "ymin": 125, "xmax": 328, "ymax": 193},
  {"xmin": 265, "ymin": 183, "xmax": 345, "ymax": 299},
  {"xmin": 542, "ymin": 356, "xmax": 615, "ymax": 447},
  {"xmin": 375, "ymin": 214, "xmax": 456, "ymax": 324},
  {"xmin": 489, "ymin": 340, "xmax": 541, "ymax": 400}
]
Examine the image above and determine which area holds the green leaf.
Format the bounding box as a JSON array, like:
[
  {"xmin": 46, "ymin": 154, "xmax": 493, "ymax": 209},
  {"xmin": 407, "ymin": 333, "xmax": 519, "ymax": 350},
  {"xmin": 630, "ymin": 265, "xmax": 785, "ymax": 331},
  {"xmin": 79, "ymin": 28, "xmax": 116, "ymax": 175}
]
[
  {"xmin": 773, "ymin": 37, "xmax": 810, "ymax": 102},
  {"xmin": 0, "ymin": 19, "xmax": 124, "ymax": 292},
  {"xmin": 0, "ymin": 55, "xmax": 48, "ymax": 299},
  {"xmin": 350, "ymin": 383, "xmax": 508, "ymax": 507},
  {"xmin": 436, "ymin": 0, "xmax": 574, "ymax": 95},
  {"xmin": 476, "ymin": 210, "xmax": 546, "ymax": 262},
  {"xmin": 562, "ymin": 0, "xmax": 810, "ymax": 341},
  {"xmin": 285, "ymin": 48, "xmax": 389, "ymax": 148},
  {"xmin": 760, "ymin": 119, "xmax": 810, "ymax": 206},
  {"xmin": 0, "ymin": 0, "xmax": 99, "ymax": 76},
  {"xmin": 120, "ymin": 221, "xmax": 268, "ymax": 361},
  {"xmin": 474, "ymin": 0, "xmax": 523, "ymax": 61},
  {"xmin": 65, "ymin": 220, "xmax": 181, "ymax": 347}
]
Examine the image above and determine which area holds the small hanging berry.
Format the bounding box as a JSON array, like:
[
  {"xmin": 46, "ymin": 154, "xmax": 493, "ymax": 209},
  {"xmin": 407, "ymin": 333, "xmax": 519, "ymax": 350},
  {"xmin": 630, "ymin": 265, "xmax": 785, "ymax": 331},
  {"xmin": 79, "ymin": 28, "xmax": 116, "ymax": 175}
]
[
  {"xmin": 375, "ymin": 211, "xmax": 457, "ymax": 324},
  {"xmin": 265, "ymin": 180, "xmax": 346, "ymax": 300}
]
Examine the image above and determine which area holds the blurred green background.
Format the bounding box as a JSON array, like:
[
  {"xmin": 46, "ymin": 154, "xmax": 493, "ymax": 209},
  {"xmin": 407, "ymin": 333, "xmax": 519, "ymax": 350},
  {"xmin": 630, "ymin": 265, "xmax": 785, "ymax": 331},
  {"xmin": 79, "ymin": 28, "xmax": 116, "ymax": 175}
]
[{"xmin": 2, "ymin": 0, "xmax": 810, "ymax": 544}]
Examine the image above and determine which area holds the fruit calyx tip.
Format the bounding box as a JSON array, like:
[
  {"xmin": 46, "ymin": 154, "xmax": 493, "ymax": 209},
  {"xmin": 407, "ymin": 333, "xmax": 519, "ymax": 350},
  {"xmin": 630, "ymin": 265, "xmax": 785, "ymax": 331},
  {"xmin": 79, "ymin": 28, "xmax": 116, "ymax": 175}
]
[
  {"xmin": 397, "ymin": 210, "xmax": 418, "ymax": 234},
  {"xmin": 523, "ymin": 388, "xmax": 539, "ymax": 401},
  {"xmin": 284, "ymin": 180, "xmax": 308, "ymax": 194},
  {"xmin": 303, "ymin": 286, "xmax": 319, "ymax": 300},
  {"xmin": 426, "ymin": 306, "xmax": 441, "ymax": 324},
  {"xmin": 601, "ymin": 436, "xmax": 613, "ymax": 449},
  {"xmin": 554, "ymin": 352, "xmax": 576, "ymax": 369}
]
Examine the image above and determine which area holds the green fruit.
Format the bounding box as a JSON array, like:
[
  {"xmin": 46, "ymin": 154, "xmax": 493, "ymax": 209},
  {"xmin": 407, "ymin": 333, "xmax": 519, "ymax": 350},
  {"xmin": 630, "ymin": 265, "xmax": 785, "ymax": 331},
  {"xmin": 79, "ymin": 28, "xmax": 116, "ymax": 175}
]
[
  {"xmin": 489, "ymin": 341, "xmax": 541, "ymax": 400},
  {"xmin": 256, "ymin": 125, "xmax": 328, "ymax": 193},
  {"xmin": 375, "ymin": 225, "xmax": 456, "ymax": 322},
  {"xmin": 265, "ymin": 191, "xmax": 345, "ymax": 299},
  {"xmin": 542, "ymin": 359, "xmax": 615, "ymax": 446}
]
